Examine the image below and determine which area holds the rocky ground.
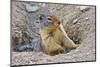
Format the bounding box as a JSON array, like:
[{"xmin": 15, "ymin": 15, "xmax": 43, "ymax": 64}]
[{"xmin": 11, "ymin": 1, "xmax": 96, "ymax": 66}]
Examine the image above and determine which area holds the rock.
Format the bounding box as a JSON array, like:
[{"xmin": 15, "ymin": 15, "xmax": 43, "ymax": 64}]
[
  {"xmin": 73, "ymin": 18, "xmax": 78, "ymax": 24},
  {"xmin": 78, "ymin": 6, "xmax": 90, "ymax": 12},
  {"xmin": 25, "ymin": 4, "xmax": 39, "ymax": 12},
  {"xmin": 18, "ymin": 44, "xmax": 34, "ymax": 51},
  {"xmin": 85, "ymin": 17, "xmax": 89, "ymax": 21}
]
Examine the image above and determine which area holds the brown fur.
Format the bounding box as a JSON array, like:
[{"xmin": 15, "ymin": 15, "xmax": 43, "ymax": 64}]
[{"xmin": 40, "ymin": 16, "xmax": 78, "ymax": 56}]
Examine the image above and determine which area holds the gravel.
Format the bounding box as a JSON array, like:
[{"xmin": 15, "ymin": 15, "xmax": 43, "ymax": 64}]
[{"xmin": 11, "ymin": 5, "xmax": 96, "ymax": 66}]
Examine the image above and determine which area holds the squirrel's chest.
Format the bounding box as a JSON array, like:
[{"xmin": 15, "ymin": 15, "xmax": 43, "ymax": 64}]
[{"xmin": 40, "ymin": 28, "xmax": 64, "ymax": 43}]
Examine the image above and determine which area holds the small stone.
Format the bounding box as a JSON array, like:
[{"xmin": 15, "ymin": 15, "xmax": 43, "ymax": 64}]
[
  {"xmin": 25, "ymin": 4, "xmax": 39, "ymax": 12},
  {"xmin": 85, "ymin": 17, "xmax": 89, "ymax": 21},
  {"xmin": 78, "ymin": 6, "xmax": 90, "ymax": 12},
  {"xmin": 29, "ymin": 60, "xmax": 33, "ymax": 64},
  {"xmin": 73, "ymin": 19, "xmax": 78, "ymax": 24}
]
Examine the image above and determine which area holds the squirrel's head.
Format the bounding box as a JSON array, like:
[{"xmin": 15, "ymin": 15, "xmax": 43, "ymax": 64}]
[{"xmin": 39, "ymin": 14, "xmax": 61, "ymax": 29}]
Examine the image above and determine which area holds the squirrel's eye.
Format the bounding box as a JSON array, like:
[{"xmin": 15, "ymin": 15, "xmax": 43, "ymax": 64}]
[{"xmin": 47, "ymin": 17, "xmax": 52, "ymax": 20}]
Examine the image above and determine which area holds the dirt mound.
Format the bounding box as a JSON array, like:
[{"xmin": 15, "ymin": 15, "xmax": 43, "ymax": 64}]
[{"xmin": 11, "ymin": 1, "xmax": 96, "ymax": 66}]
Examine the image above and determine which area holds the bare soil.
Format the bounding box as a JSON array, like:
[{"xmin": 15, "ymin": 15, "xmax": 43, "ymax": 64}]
[{"xmin": 11, "ymin": 6, "xmax": 96, "ymax": 66}]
